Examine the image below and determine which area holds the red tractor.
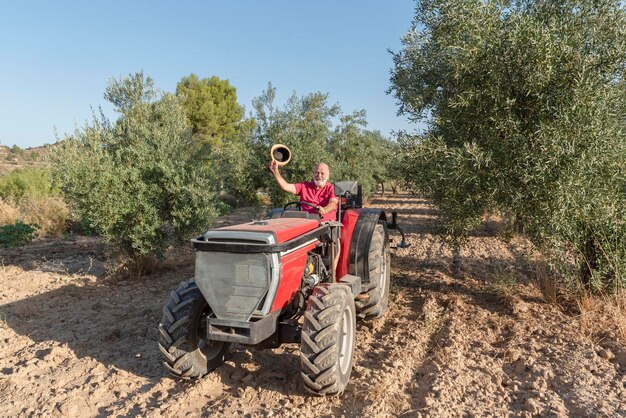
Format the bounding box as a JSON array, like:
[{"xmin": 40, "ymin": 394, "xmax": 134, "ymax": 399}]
[{"xmin": 159, "ymin": 181, "xmax": 407, "ymax": 395}]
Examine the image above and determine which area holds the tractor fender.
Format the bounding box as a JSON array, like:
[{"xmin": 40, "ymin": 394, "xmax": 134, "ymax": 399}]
[{"xmin": 348, "ymin": 209, "xmax": 388, "ymax": 283}]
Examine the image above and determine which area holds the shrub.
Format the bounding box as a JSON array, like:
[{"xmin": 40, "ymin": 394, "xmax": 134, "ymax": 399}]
[
  {"xmin": 0, "ymin": 199, "xmax": 20, "ymax": 226},
  {"xmin": 0, "ymin": 196, "xmax": 68, "ymax": 237},
  {"xmin": 0, "ymin": 168, "xmax": 58, "ymax": 202},
  {"xmin": 215, "ymin": 200, "xmax": 232, "ymax": 216},
  {"xmin": 0, "ymin": 222, "xmax": 37, "ymax": 247},
  {"xmin": 20, "ymin": 197, "xmax": 68, "ymax": 236},
  {"xmin": 51, "ymin": 72, "xmax": 220, "ymax": 261}
]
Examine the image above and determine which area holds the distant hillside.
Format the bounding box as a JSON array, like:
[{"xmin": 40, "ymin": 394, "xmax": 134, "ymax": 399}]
[{"xmin": 0, "ymin": 144, "xmax": 54, "ymax": 175}]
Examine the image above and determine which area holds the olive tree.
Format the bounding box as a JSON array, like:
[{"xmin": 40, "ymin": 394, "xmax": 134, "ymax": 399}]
[
  {"xmin": 251, "ymin": 83, "xmax": 338, "ymax": 206},
  {"xmin": 329, "ymin": 112, "xmax": 395, "ymax": 196},
  {"xmin": 51, "ymin": 72, "xmax": 219, "ymax": 267},
  {"xmin": 251, "ymin": 83, "xmax": 395, "ymax": 205},
  {"xmin": 176, "ymin": 74, "xmax": 259, "ymax": 206},
  {"xmin": 390, "ymin": 0, "xmax": 626, "ymax": 289}
]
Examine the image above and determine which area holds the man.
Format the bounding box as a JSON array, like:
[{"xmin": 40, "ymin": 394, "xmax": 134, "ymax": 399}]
[
  {"xmin": 269, "ymin": 161, "xmax": 339, "ymax": 222},
  {"xmin": 270, "ymin": 160, "xmax": 342, "ymax": 277}
]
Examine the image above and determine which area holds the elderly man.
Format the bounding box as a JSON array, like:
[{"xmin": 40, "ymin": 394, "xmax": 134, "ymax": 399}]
[{"xmin": 269, "ymin": 161, "xmax": 339, "ymax": 222}]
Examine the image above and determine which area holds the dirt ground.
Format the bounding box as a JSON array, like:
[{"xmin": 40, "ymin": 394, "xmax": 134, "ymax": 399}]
[{"xmin": 1, "ymin": 195, "xmax": 625, "ymax": 417}]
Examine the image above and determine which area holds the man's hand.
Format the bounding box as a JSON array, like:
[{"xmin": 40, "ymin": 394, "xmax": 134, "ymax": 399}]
[
  {"xmin": 317, "ymin": 205, "xmax": 326, "ymax": 215},
  {"xmin": 268, "ymin": 160, "xmax": 279, "ymax": 174}
]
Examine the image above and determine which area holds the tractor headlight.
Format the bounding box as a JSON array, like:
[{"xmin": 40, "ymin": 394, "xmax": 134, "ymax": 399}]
[{"xmin": 195, "ymin": 252, "xmax": 271, "ymax": 322}]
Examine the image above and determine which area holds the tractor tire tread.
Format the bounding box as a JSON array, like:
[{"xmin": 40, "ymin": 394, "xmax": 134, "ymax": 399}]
[
  {"xmin": 159, "ymin": 279, "xmax": 229, "ymax": 379},
  {"xmin": 356, "ymin": 223, "xmax": 390, "ymax": 320},
  {"xmin": 300, "ymin": 283, "xmax": 355, "ymax": 396}
]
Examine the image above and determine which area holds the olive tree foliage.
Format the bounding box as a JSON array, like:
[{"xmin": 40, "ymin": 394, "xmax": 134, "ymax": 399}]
[
  {"xmin": 51, "ymin": 72, "xmax": 219, "ymax": 261},
  {"xmin": 251, "ymin": 83, "xmax": 394, "ymax": 206},
  {"xmin": 251, "ymin": 84, "xmax": 336, "ymax": 206},
  {"xmin": 329, "ymin": 111, "xmax": 395, "ymax": 196},
  {"xmin": 390, "ymin": 0, "xmax": 626, "ymax": 289},
  {"xmin": 208, "ymin": 116, "xmax": 259, "ymax": 206}
]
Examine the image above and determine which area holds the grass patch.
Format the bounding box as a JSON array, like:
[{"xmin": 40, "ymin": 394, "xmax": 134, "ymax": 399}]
[
  {"xmin": 0, "ymin": 166, "xmax": 69, "ymax": 238},
  {"xmin": 19, "ymin": 197, "xmax": 68, "ymax": 236},
  {"xmin": 488, "ymin": 264, "xmax": 520, "ymax": 296},
  {"xmin": 0, "ymin": 167, "xmax": 58, "ymax": 201},
  {"xmin": 577, "ymin": 293, "xmax": 626, "ymax": 344},
  {"xmin": 0, "ymin": 199, "xmax": 20, "ymax": 225},
  {"xmin": 0, "ymin": 196, "xmax": 68, "ymax": 237}
]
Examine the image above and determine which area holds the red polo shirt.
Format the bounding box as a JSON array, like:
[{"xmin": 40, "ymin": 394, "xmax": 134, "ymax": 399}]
[{"xmin": 294, "ymin": 182, "xmax": 337, "ymax": 222}]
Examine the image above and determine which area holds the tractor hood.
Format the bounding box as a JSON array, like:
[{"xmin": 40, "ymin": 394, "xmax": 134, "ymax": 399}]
[
  {"xmin": 212, "ymin": 218, "xmax": 320, "ymax": 243},
  {"xmin": 191, "ymin": 218, "xmax": 326, "ymax": 253}
]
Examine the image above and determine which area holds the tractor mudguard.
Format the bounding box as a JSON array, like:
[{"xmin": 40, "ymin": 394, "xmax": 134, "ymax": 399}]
[{"xmin": 346, "ymin": 209, "xmax": 388, "ymax": 283}]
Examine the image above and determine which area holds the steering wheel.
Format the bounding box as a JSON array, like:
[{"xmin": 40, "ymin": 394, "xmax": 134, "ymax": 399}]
[{"xmin": 283, "ymin": 201, "xmax": 318, "ymax": 212}]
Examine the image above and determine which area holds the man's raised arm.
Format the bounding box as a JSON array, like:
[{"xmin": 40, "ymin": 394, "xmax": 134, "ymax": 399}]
[{"xmin": 269, "ymin": 160, "xmax": 297, "ymax": 194}]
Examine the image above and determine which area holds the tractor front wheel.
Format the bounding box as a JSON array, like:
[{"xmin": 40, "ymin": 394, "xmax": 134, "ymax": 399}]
[
  {"xmin": 159, "ymin": 279, "xmax": 229, "ymax": 378},
  {"xmin": 300, "ymin": 283, "xmax": 356, "ymax": 396}
]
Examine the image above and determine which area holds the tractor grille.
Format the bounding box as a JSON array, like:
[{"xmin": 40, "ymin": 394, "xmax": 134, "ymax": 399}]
[{"xmin": 195, "ymin": 251, "xmax": 271, "ymax": 321}]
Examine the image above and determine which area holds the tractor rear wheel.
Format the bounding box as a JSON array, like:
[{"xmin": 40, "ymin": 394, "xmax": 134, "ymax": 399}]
[
  {"xmin": 356, "ymin": 222, "xmax": 390, "ymax": 320},
  {"xmin": 159, "ymin": 279, "xmax": 229, "ymax": 378},
  {"xmin": 300, "ymin": 283, "xmax": 356, "ymax": 396}
]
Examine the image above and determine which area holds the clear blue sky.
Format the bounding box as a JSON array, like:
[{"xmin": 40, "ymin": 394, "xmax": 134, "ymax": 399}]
[{"xmin": 0, "ymin": 1, "xmax": 418, "ymax": 149}]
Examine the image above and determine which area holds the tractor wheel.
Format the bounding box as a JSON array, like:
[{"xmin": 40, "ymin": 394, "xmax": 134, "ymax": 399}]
[
  {"xmin": 159, "ymin": 279, "xmax": 229, "ymax": 378},
  {"xmin": 300, "ymin": 283, "xmax": 356, "ymax": 396},
  {"xmin": 356, "ymin": 222, "xmax": 390, "ymax": 320}
]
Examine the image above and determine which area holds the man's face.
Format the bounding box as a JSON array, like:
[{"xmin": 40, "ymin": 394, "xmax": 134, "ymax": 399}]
[{"xmin": 313, "ymin": 164, "xmax": 329, "ymax": 188}]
